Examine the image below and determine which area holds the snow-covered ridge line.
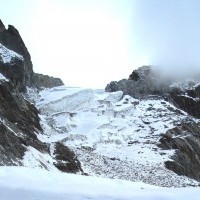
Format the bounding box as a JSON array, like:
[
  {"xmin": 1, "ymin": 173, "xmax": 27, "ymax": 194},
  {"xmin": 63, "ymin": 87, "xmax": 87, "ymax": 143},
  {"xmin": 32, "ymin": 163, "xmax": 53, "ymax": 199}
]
[{"xmin": 0, "ymin": 43, "xmax": 24, "ymax": 63}]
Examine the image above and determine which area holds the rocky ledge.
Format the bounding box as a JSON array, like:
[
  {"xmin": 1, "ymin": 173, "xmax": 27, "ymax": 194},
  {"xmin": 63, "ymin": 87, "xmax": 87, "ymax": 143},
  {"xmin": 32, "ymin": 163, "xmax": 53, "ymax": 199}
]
[{"xmin": 159, "ymin": 122, "xmax": 200, "ymax": 182}]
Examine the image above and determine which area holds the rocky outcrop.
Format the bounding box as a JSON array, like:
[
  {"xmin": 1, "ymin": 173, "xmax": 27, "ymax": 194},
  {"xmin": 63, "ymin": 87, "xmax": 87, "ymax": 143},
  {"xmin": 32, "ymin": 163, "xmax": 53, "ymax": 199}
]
[
  {"xmin": 0, "ymin": 121, "xmax": 26, "ymax": 166},
  {"xmin": 0, "ymin": 20, "xmax": 34, "ymax": 88},
  {"xmin": 34, "ymin": 73, "xmax": 63, "ymax": 88},
  {"xmin": 0, "ymin": 78, "xmax": 48, "ymax": 165},
  {"xmin": 105, "ymin": 66, "xmax": 170, "ymax": 99},
  {"xmin": 0, "ymin": 46, "xmax": 25, "ymax": 91},
  {"xmin": 169, "ymin": 88, "xmax": 200, "ymax": 118},
  {"xmin": 53, "ymin": 142, "xmax": 83, "ymax": 173},
  {"xmin": 158, "ymin": 122, "xmax": 200, "ymax": 181}
]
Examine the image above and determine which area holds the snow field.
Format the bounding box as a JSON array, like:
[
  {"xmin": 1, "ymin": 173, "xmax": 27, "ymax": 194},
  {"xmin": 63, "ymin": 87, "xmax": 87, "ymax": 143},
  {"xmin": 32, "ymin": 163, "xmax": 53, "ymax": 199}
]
[
  {"xmin": 26, "ymin": 86, "xmax": 199, "ymax": 187},
  {"xmin": 0, "ymin": 167, "xmax": 200, "ymax": 200}
]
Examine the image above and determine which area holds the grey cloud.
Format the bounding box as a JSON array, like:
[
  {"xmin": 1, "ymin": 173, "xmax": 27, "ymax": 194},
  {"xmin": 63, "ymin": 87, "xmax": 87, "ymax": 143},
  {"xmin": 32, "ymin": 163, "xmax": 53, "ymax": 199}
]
[{"xmin": 132, "ymin": 0, "xmax": 200, "ymax": 74}]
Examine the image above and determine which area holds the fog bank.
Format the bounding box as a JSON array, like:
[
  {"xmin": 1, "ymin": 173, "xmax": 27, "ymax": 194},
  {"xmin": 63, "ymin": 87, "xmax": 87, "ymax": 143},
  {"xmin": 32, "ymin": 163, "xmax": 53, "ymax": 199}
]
[{"xmin": 132, "ymin": 0, "xmax": 200, "ymax": 74}]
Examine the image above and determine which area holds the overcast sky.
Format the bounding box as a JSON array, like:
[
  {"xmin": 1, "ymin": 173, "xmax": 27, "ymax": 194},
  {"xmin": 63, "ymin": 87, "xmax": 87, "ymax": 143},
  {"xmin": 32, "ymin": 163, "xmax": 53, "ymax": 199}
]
[{"xmin": 1, "ymin": 0, "xmax": 200, "ymax": 88}]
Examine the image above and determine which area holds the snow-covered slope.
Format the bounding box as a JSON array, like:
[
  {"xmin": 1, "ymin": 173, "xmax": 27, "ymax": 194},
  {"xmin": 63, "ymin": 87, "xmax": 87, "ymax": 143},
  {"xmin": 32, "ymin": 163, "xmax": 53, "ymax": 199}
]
[
  {"xmin": 26, "ymin": 86, "xmax": 199, "ymax": 187},
  {"xmin": 1, "ymin": 167, "xmax": 200, "ymax": 200}
]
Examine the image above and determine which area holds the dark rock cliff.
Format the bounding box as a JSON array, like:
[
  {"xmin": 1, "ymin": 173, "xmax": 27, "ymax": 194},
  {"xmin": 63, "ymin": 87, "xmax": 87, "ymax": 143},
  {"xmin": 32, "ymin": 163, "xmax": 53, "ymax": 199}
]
[
  {"xmin": 53, "ymin": 142, "xmax": 83, "ymax": 173},
  {"xmin": 0, "ymin": 78, "xmax": 46, "ymax": 165},
  {"xmin": 169, "ymin": 87, "xmax": 200, "ymax": 119},
  {"xmin": 158, "ymin": 122, "xmax": 200, "ymax": 182},
  {"xmin": 0, "ymin": 20, "xmax": 34, "ymax": 88},
  {"xmin": 0, "ymin": 50, "xmax": 26, "ymax": 92},
  {"xmin": 34, "ymin": 73, "xmax": 64, "ymax": 89},
  {"xmin": 106, "ymin": 66, "xmax": 171, "ymax": 99}
]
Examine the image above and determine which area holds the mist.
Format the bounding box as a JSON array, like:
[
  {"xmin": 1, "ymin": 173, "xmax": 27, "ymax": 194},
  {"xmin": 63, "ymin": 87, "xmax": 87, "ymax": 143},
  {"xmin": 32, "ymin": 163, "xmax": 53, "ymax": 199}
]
[{"xmin": 132, "ymin": 0, "xmax": 200, "ymax": 76}]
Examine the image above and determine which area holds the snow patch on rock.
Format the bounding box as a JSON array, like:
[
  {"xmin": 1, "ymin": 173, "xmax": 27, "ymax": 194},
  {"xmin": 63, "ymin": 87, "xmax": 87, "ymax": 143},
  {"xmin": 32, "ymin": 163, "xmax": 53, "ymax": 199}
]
[{"xmin": 0, "ymin": 43, "xmax": 24, "ymax": 63}]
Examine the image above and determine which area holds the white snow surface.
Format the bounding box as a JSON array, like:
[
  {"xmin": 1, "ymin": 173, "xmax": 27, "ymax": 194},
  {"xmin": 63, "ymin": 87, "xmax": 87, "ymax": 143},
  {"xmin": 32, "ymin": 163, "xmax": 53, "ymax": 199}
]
[
  {"xmin": 0, "ymin": 167, "xmax": 200, "ymax": 200},
  {"xmin": 26, "ymin": 86, "xmax": 199, "ymax": 187},
  {"xmin": 0, "ymin": 43, "xmax": 24, "ymax": 63},
  {"xmin": 0, "ymin": 72, "xmax": 7, "ymax": 81}
]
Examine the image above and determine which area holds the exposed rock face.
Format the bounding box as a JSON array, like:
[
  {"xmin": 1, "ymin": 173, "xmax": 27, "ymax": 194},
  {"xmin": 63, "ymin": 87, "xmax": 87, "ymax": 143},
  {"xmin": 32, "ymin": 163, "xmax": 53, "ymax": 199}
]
[
  {"xmin": 0, "ymin": 20, "xmax": 5, "ymax": 32},
  {"xmin": 169, "ymin": 88, "xmax": 200, "ymax": 118},
  {"xmin": 53, "ymin": 142, "xmax": 83, "ymax": 173},
  {"xmin": 159, "ymin": 122, "xmax": 200, "ymax": 181},
  {"xmin": 0, "ymin": 20, "xmax": 34, "ymax": 87},
  {"xmin": 34, "ymin": 73, "xmax": 64, "ymax": 88},
  {"xmin": 105, "ymin": 66, "xmax": 170, "ymax": 99},
  {"xmin": 0, "ymin": 49, "xmax": 25, "ymax": 91},
  {"xmin": 0, "ymin": 79, "xmax": 47, "ymax": 165},
  {"xmin": 0, "ymin": 122, "xmax": 26, "ymax": 166}
]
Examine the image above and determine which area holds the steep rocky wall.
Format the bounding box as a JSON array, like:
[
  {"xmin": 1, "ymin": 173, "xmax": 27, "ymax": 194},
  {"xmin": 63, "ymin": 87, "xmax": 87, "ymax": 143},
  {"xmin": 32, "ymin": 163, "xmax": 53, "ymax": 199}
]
[
  {"xmin": 0, "ymin": 20, "xmax": 34, "ymax": 87},
  {"xmin": 158, "ymin": 122, "xmax": 200, "ymax": 182},
  {"xmin": 105, "ymin": 66, "xmax": 171, "ymax": 99},
  {"xmin": 0, "ymin": 55, "xmax": 25, "ymax": 92},
  {"xmin": 0, "ymin": 79, "xmax": 47, "ymax": 165},
  {"xmin": 53, "ymin": 142, "xmax": 83, "ymax": 173},
  {"xmin": 169, "ymin": 87, "xmax": 200, "ymax": 118}
]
